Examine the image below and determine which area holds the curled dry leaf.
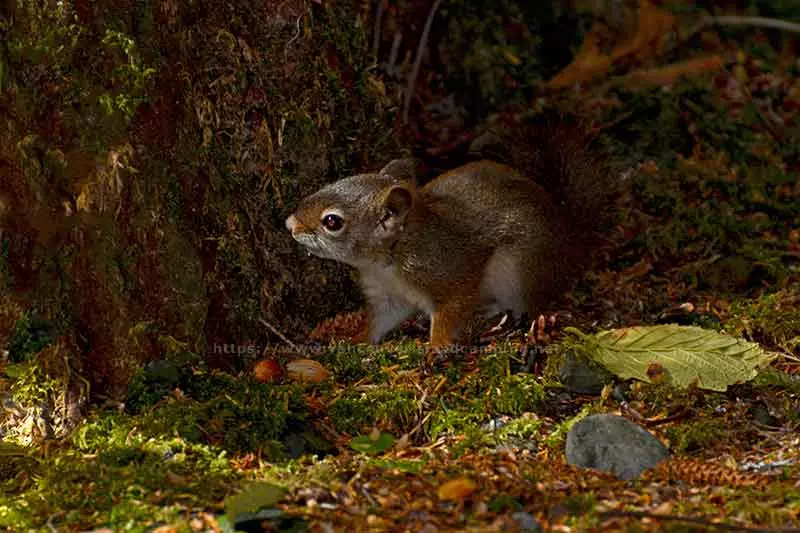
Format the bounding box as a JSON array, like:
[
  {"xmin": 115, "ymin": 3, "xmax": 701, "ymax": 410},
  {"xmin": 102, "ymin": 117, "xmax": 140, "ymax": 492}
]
[
  {"xmin": 437, "ymin": 477, "xmax": 478, "ymax": 501},
  {"xmin": 286, "ymin": 359, "xmax": 331, "ymax": 383}
]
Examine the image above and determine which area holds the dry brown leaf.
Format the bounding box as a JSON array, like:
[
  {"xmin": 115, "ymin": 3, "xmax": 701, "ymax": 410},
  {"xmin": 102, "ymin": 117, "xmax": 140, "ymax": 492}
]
[
  {"xmin": 623, "ymin": 55, "xmax": 725, "ymax": 88},
  {"xmin": 547, "ymin": 0, "xmax": 678, "ymax": 89},
  {"xmin": 547, "ymin": 27, "xmax": 613, "ymax": 89},
  {"xmin": 437, "ymin": 477, "xmax": 478, "ymax": 501},
  {"xmin": 611, "ymin": 0, "xmax": 676, "ymax": 64}
]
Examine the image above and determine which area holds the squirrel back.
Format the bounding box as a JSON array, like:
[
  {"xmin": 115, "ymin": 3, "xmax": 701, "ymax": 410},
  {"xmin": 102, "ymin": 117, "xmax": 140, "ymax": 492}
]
[
  {"xmin": 286, "ymin": 117, "xmax": 616, "ymax": 346},
  {"xmin": 467, "ymin": 115, "xmax": 616, "ymax": 246}
]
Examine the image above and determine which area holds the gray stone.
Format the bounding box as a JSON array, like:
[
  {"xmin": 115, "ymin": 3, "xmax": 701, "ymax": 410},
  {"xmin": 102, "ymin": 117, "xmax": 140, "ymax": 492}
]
[
  {"xmin": 558, "ymin": 351, "xmax": 612, "ymax": 395},
  {"xmin": 565, "ymin": 414, "xmax": 669, "ymax": 480},
  {"xmin": 510, "ymin": 512, "xmax": 541, "ymax": 532}
]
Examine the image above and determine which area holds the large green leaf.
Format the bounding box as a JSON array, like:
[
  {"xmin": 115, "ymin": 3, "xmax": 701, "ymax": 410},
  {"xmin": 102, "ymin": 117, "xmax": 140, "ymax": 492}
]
[
  {"xmin": 570, "ymin": 325, "xmax": 774, "ymax": 392},
  {"xmin": 349, "ymin": 430, "xmax": 396, "ymax": 455}
]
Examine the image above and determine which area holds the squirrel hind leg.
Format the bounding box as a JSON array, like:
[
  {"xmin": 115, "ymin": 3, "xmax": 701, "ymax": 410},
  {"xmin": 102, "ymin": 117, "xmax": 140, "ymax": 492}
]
[{"xmin": 481, "ymin": 247, "xmax": 528, "ymax": 317}]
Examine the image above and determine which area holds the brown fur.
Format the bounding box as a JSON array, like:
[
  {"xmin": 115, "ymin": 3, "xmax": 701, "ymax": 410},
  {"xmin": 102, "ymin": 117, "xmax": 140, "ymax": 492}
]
[{"xmin": 286, "ymin": 125, "xmax": 613, "ymax": 346}]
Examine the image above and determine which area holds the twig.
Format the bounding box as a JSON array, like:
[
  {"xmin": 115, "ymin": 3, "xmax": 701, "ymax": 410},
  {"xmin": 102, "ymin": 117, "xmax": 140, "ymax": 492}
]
[
  {"xmin": 599, "ymin": 510, "xmax": 800, "ymax": 532},
  {"xmin": 403, "ymin": 0, "xmax": 444, "ymax": 124},
  {"xmin": 284, "ymin": 14, "xmax": 303, "ymax": 61},
  {"xmin": 372, "ymin": 0, "xmax": 384, "ymax": 60},
  {"xmin": 643, "ymin": 407, "xmax": 689, "ymax": 428},
  {"xmin": 684, "ymin": 15, "xmax": 800, "ymax": 47},
  {"xmin": 704, "ymin": 15, "xmax": 800, "ymax": 34},
  {"xmin": 591, "ymin": 109, "xmax": 635, "ymax": 134},
  {"xmin": 46, "ymin": 514, "xmax": 60, "ymax": 533},
  {"xmin": 259, "ymin": 318, "xmax": 299, "ymax": 351}
]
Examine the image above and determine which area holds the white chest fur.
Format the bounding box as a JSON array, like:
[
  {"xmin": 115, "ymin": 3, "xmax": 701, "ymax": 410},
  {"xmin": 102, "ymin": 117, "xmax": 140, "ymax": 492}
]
[{"xmin": 359, "ymin": 263, "xmax": 435, "ymax": 315}]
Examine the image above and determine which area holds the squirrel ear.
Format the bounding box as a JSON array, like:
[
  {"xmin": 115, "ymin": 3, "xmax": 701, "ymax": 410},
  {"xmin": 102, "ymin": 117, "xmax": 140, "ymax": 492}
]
[
  {"xmin": 383, "ymin": 185, "xmax": 413, "ymax": 218},
  {"xmin": 379, "ymin": 158, "xmax": 417, "ymax": 184},
  {"xmin": 375, "ymin": 185, "xmax": 414, "ymax": 239}
]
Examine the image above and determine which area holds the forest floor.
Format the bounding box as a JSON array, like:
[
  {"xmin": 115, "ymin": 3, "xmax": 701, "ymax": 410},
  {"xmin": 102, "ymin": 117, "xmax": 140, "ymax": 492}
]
[{"xmin": 3, "ymin": 8, "xmax": 800, "ymax": 533}]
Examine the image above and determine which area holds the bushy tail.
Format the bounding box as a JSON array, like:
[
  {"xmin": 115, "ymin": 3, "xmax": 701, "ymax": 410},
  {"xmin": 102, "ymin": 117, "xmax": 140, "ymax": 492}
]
[{"xmin": 469, "ymin": 114, "xmax": 617, "ymax": 242}]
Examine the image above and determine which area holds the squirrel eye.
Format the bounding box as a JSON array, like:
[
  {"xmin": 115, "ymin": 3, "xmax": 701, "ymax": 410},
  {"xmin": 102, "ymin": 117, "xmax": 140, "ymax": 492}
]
[{"xmin": 321, "ymin": 213, "xmax": 344, "ymax": 232}]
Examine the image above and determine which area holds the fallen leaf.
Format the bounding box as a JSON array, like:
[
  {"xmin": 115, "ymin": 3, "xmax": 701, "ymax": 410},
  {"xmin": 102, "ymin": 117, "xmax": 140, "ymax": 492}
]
[
  {"xmin": 571, "ymin": 325, "xmax": 774, "ymax": 391},
  {"xmin": 438, "ymin": 477, "xmax": 478, "ymax": 501}
]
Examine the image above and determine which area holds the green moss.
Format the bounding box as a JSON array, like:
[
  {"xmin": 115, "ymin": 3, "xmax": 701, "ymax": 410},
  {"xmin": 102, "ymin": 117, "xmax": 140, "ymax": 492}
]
[
  {"xmin": 126, "ymin": 355, "xmax": 314, "ymax": 456},
  {"xmin": 753, "ymin": 369, "xmax": 800, "ymax": 395},
  {"xmin": 665, "ymin": 419, "xmax": 727, "ymax": 454},
  {"xmin": 139, "ymin": 380, "xmax": 308, "ymax": 455},
  {"xmin": 7, "ymin": 311, "xmax": 56, "ymax": 362},
  {"xmin": 428, "ymin": 407, "xmax": 486, "ymax": 442},
  {"xmin": 328, "ymin": 388, "xmax": 418, "ymax": 435},
  {"xmin": 8, "ymin": 361, "xmax": 60, "ymax": 410},
  {"xmin": 430, "ymin": 365, "xmax": 545, "ymax": 443},
  {"xmin": 488, "ymin": 494, "xmax": 522, "ymax": 513},
  {"xmin": 495, "ymin": 414, "xmax": 544, "ymax": 442},
  {"xmin": 725, "ymin": 288, "xmax": 800, "ymax": 354},
  {"xmin": 317, "ymin": 340, "xmax": 425, "ymax": 385},
  {"xmin": 488, "ymin": 374, "xmax": 545, "ymax": 415},
  {"xmin": 545, "ymin": 404, "xmax": 591, "ymax": 449},
  {"xmin": 1, "ymin": 412, "xmax": 239, "ymax": 531}
]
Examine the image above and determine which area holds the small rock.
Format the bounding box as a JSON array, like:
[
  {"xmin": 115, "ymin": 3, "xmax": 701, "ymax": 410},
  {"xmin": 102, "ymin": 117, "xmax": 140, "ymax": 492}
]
[
  {"xmin": 510, "ymin": 511, "xmax": 542, "ymax": 532},
  {"xmin": 482, "ymin": 416, "xmax": 510, "ymax": 431},
  {"xmin": 558, "ymin": 351, "xmax": 612, "ymax": 395},
  {"xmin": 565, "ymin": 413, "xmax": 669, "ymax": 480}
]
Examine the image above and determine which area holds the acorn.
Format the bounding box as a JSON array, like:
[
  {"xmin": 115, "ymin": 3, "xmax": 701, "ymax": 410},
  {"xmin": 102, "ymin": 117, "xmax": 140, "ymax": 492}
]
[{"xmin": 253, "ymin": 359, "xmax": 283, "ymax": 383}]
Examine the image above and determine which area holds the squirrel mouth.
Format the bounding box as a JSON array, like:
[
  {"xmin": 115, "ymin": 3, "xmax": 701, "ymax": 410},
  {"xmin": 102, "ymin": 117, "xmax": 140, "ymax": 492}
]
[{"xmin": 292, "ymin": 233, "xmax": 331, "ymax": 260}]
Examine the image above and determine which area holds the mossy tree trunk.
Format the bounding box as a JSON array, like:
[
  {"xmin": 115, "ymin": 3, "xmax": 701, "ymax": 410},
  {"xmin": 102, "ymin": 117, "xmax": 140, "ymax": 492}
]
[{"xmin": 0, "ymin": 0, "xmax": 400, "ymax": 401}]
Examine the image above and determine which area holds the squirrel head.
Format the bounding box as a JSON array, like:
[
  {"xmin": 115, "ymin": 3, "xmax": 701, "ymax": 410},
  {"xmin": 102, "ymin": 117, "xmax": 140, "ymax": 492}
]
[{"xmin": 286, "ymin": 159, "xmax": 417, "ymax": 267}]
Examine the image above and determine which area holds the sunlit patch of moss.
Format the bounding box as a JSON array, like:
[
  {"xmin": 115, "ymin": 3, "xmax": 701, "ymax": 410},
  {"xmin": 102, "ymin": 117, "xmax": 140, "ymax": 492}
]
[
  {"xmin": 1, "ymin": 409, "xmax": 240, "ymax": 531},
  {"xmin": 368, "ymin": 458, "xmax": 425, "ymax": 474},
  {"xmin": 137, "ymin": 381, "xmax": 308, "ymax": 455},
  {"xmin": 488, "ymin": 374, "xmax": 546, "ymax": 415},
  {"xmin": 125, "ymin": 354, "xmax": 317, "ymax": 456},
  {"xmin": 665, "ymin": 418, "xmax": 727, "ymax": 454},
  {"xmin": 458, "ymin": 345, "xmax": 544, "ymax": 415},
  {"xmin": 7, "ymin": 361, "xmax": 60, "ymax": 411},
  {"xmin": 318, "ymin": 340, "xmax": 425, "ymax": 384},
  {"xmin": 428, "ymin": 408, "xmax": 486, "ymax": 443},
  {"xmin": 328, "ymin": 387, "xmax": 418, "ymax": 435},
  {"xmin": 544, "ymin": 404, "xmax": 591, "ymax": 449},
  {"xmin": 429, "ymin": 348, "xmax": 545, "ymax": 444},
  {"xmin": 495, "ymin": 414, "xmax": 543, "ymax": 443}
]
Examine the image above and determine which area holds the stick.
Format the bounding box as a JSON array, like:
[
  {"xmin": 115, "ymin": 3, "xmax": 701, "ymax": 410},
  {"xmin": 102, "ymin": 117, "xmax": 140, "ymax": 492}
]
[
  {"xmin": 259, "ymin": 318, "xmax": 299, "ymax": 351},
  {"xmin": 403, "ymin": 0, "xmax": 443, "ymax": 124}
]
